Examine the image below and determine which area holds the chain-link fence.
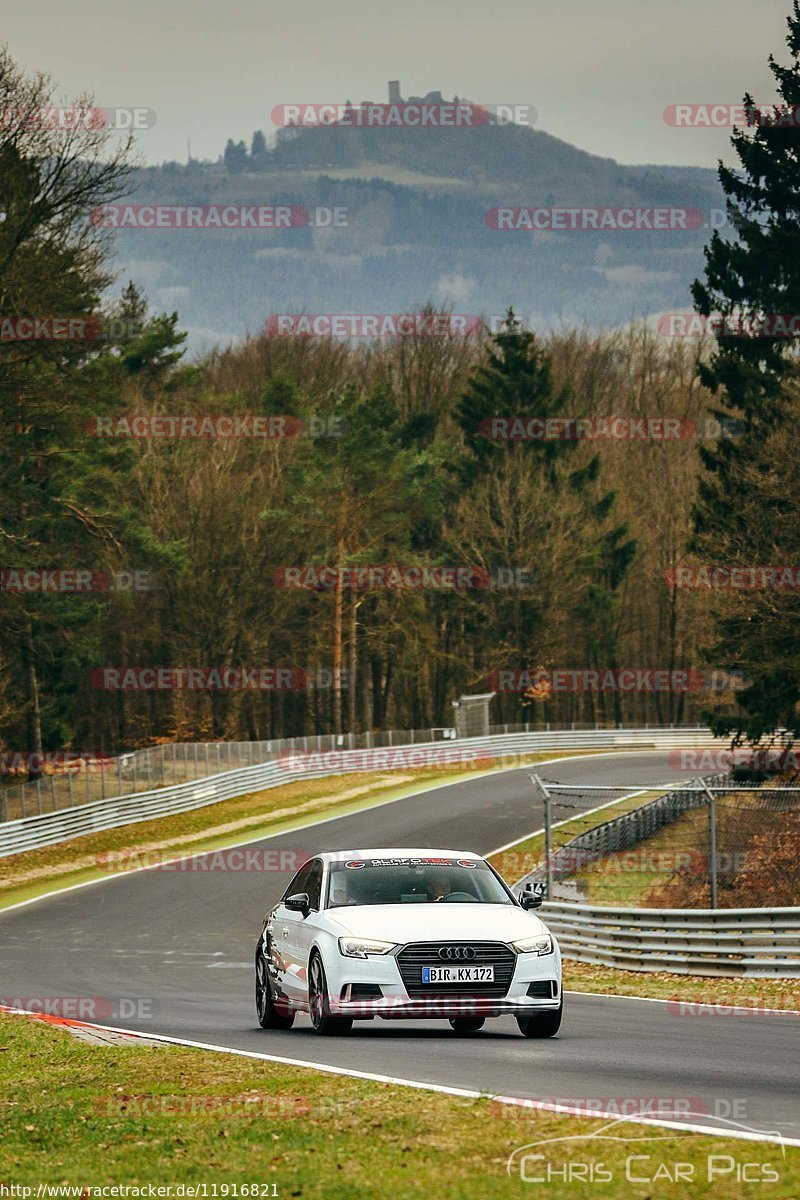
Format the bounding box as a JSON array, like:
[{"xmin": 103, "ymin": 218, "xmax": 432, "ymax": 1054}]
[
  {"xmin": 0, "ymin": 721, "xmax": 708, "ymax": 823},
  {"xmin": 0, "ymin": 741, "xmax": 268, "ymax": 822},
  {"xmin": 0, "ymin": 727, "xmax": 468, "ymax": 821},
  {"xmin": 522, "ymin": 777, "xmax": 800, "ymax": 909}
]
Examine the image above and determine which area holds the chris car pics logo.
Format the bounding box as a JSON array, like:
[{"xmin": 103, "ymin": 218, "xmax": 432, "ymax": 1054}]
[{"xmin": 506, "ymin": 1116, "xmax": 784, "ymax": 1185}]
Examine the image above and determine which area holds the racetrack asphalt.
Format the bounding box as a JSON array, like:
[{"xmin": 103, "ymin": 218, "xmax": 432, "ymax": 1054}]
[{"xmin": 1, "ymin": 751, "xmax": 797, "ymax": 1142}]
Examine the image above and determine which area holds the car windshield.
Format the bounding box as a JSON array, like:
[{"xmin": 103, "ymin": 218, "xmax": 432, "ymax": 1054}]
[{"xmin": 326, "ymin": 856, "xmax": 515, "ymax": 908}]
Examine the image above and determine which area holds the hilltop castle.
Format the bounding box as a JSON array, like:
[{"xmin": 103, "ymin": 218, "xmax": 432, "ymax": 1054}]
[{"xmin": 386, "ymin": 82, "xmax": 462, "ymax": 106}]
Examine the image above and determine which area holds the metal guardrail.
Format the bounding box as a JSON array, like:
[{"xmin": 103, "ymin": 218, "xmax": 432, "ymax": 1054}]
[
  {"xmin": 540, "ymin": 900, "xmax": 800, "ymax": 977},
  {"xmin": 0, "ymin": 726, "xmax": 715, "ymax": 857},
  {"xmin": 0, "ymin": 741, "xmax": 280, "ymax": 823},
  {"xmin": 0, "ymin": 721, "xmax": 704, "ymax": 822}
]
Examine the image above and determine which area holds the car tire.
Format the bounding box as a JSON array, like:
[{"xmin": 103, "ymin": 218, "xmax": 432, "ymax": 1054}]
[
  {"xmin": 516, "ymin": 1000, "xmax": 563, "ymax": 1038},
  {"xmin": 449, "ymin": 1017, "xmax": 486, "ymax": 1033},
  {"xmin": 308, "ymin": 952, "xmax": 353, "ymax": 1036},
  {"xmin": 255, "ymin": 950, "xmax": 295, "ymax": 1030}
]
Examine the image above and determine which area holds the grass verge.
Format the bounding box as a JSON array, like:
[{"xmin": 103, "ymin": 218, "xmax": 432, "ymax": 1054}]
[
  {"xmin": 569, "ymin": 803, "xmax": 709, "ymax": 908},
  {"xmin": 563, "ymin": 960, "xmax": 800, "ymax": 1009},
  {"xmin": 1, "ymin": 1011, "xmax": 796, "ymax": 1198}
]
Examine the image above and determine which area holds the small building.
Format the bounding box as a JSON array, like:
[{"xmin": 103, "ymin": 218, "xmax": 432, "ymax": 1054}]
[{"xmin": 451, "ymin": 693, "xmax": 495, "ymax": 739}]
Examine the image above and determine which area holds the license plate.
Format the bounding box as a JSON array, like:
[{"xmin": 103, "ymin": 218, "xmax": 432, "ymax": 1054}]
[{"xmin": 421, "ymin": 965, "xmax": 495, "ymax": 984}]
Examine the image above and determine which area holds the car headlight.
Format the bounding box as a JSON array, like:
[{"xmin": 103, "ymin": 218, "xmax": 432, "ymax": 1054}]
[
  {"xmin": 510, "ymin": 933, "xmax": 554, "ymax": 956},
  {"xmin": 338, "ymin": 937, "xmax": 397, "ymax": 959}
]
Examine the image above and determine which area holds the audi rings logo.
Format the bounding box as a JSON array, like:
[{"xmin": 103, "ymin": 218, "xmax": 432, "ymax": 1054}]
[{"xmin": 439, "ymin": 945, "xmax": 476, "ymax": 961}]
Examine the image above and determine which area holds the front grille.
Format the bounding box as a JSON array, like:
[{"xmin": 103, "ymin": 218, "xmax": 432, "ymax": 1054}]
[
  {"xmin": 527, "ymin": 980, "xmax": 559, "ymax": 999},
  {"xmin": 396, "ymin": 941, "xmax": 516, "ymax": 998}
]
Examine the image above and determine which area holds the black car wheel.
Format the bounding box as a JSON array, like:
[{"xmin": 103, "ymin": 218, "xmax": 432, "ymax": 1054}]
[
  {"xmin": 255, "ymin": 950, "xmax": 295, "ymax": 1030},
  {"xmin": 449, "ymin": 1016, "xmax": 486, "ymax": 1033},
  {"xmin": 516, "ymin": 1000, "xmax": 563, "ymax": 1038},
  {"xmin": 308, "ymin": 952, "xmax": 353, "ymax": 1036}
]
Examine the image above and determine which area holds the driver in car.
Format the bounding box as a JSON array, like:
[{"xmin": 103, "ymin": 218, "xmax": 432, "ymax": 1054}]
[{"xmin": 428, "ymin": 866, "xmax": 452, "ymax": 902}]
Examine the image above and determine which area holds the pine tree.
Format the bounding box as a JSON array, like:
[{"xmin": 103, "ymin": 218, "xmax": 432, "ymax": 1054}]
[
  {"xmin": 456, "ymin": 310, "xmax": 577, "ymax": 484},
  {"xmin": 223, "ymin": 139, "xmax": 248, "ymax": 174},
  {"xmin": 454, "ymin": 311, "xmax": 635, "ymax": 719},
  {"xmin": 690, "ymin": 3, "xmax": 800, "ymax": 741},
  {"xmin": 0, "ymin": 52, "xmax": 148, "ymax": 771}
]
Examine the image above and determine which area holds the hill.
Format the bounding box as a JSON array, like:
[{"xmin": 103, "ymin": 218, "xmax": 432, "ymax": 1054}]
[{"xmin": 109, "ymin": 96, "xmax": 725, "ymax": 350}]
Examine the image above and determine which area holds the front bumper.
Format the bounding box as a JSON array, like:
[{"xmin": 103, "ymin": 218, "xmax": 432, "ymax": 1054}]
[
  {"xmin": 328, "ymin": 939, "xmax": 562, "ymax": 1019},
  {"xmin": 333, "ymin": 994, "xmax": 561, "ymax": 1019}
]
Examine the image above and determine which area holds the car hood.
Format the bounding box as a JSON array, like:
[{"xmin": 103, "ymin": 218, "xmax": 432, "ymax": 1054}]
[{"xmin": 327, "ymin": 903, "xmax": 549, "ymax": 944}]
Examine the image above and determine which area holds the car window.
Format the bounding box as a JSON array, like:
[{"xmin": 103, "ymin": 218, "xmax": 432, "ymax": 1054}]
[
  {"xmin": 306, "ymin": 860, "xmax": 324, "ymax": 911},
  {"xmin": 326, "ymin": 857, "xmax": 515, "ymax": 907},
  {"xmin": 282, "ymin": 860, "xmax": 312, "ymax": 901}
]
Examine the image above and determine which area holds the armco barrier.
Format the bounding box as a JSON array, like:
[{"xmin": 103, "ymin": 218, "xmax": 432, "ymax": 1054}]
[
  {"xmin": 540, "ymin": 901, "xmax": 800, "ymax": 978},
  {"xmin": 0, "ymin": 720, "xmax": 706, "ymax": 822},
  {"xmin": 0, "ymin": 727, "xmax": 715, "ymax": 857}
]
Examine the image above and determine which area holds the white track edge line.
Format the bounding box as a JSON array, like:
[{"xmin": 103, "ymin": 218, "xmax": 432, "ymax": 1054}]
[
  {"xmin": 563, "ymin": 989, "xmax": 800, "ymax": 1015},
  {"xmin": 1, "ymin": 1006, "xmax": 795, "ymax": 1148}
]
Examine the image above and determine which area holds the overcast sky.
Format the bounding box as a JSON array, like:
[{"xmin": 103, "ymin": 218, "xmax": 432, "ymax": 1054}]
[{"xmin": 3, "ymin": 0, "xmax": 793, "ymax": 168}]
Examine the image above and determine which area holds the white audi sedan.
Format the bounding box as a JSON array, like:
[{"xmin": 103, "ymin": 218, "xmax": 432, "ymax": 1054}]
[{"xmin": 254, "ymin": 848, "xmax": 562, "ymax": 1037}]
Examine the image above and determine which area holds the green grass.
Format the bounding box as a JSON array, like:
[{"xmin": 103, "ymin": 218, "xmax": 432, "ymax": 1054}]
[
  {"xmin": 571, "ymin": 803, "xmax": 711, "ymax": 907},
  {"xmin": 1, "ymin": 1011, "xmax": 796, "ymax": 1197},
  {"xmin": 563, "ymin": 960, "xmax": 800, "ymax": 1009}
]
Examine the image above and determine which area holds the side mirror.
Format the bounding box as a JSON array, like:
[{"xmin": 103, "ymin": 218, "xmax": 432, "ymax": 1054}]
[
  {"xmin": 285, "ymin": 892, "xmax": 311, "ymax": 917},
  {"xmin": 520, "ymin": 882, "xmax": 545, "ymax": 910}
]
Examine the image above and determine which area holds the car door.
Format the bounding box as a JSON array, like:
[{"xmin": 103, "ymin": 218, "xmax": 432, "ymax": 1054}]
[
  {"xmin": 268, "ymin": 859, "xmax": 313, "ymax": 1007},
  {"xmin": 293, "ymin": 858, "xmax": 324, "ymax": 995}
]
